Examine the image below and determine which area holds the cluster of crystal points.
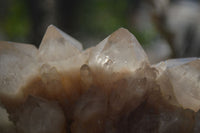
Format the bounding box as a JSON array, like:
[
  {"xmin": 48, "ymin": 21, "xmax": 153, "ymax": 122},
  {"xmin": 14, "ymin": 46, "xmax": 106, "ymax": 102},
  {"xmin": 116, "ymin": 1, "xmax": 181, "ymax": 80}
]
[{"xmin": 0, "ymin": 25, "xmax": 200, "ymax": 133}]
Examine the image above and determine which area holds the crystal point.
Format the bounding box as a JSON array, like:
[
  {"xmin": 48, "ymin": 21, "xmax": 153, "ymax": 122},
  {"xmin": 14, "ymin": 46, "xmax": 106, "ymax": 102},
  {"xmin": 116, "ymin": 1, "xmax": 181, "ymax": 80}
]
[
  {"xmin": 89, "ymin": 28, "xmax": 149, "ymax": 73},
  {"xmin": 39, "ymin": 25, "xmax": 83, "ymax": 62}
]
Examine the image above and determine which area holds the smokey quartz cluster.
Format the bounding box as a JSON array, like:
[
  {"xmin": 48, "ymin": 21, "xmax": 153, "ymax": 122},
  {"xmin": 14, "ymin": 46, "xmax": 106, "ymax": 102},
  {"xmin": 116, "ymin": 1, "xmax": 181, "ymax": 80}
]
[{"xmin": 0, "ymin": 25, "xmax": 200, "ymax": 133}]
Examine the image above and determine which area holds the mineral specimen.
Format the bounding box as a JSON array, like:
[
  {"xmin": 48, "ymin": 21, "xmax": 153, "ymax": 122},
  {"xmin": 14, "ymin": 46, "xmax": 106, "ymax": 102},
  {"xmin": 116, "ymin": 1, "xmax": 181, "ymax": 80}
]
[{"xmin": 0, "ymin": 25, "xmax": 199, "ymax": 133}]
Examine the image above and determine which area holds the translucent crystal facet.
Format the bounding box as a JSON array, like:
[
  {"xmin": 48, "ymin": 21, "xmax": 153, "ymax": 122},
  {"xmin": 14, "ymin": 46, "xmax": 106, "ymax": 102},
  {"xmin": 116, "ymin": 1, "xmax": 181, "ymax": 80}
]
[
  {"xmin": 89, "ymin": 28, "xmax": 149, "ymax": 73},
  {"xmin": 38, "ymin": 25, "xmax": 83, "ymax": 62}
]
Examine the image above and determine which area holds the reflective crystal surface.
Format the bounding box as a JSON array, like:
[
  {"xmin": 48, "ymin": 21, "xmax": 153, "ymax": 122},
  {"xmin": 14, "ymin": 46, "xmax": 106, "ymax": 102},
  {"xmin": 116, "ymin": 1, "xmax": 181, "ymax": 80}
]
[
  {"xmin": 89, "ymin": 28, "xmax": 149, "ymax": 73},
  {"xmin": 38, "ymin": 25, "xmax": 83, "ymax": 62}
]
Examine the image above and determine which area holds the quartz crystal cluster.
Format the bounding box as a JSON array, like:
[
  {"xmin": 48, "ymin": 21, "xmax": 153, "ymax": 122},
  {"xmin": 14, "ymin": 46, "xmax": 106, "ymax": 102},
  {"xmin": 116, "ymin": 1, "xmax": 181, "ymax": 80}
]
[{"xmin": 0, "ymin": 25, "xmax": 200, "ymax": 133}]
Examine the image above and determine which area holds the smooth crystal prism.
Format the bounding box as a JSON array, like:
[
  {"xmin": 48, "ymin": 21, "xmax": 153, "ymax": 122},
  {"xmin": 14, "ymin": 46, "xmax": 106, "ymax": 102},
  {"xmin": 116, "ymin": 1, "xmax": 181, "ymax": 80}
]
[{"xmin": 0, "ymin": 25, "xmax": 200, "ymax": 133}]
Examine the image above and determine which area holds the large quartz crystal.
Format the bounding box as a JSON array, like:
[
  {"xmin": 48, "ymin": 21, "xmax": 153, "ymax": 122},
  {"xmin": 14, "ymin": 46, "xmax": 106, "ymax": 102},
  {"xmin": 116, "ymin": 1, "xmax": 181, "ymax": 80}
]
[{"xmin": 0, "ymin": 25, "xmax": 200, "ymax": 133}]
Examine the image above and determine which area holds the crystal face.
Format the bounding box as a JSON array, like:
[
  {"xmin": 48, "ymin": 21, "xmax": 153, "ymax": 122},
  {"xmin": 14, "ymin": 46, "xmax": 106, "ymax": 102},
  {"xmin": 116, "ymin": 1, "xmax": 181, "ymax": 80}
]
[
  {"xmin": 0, "ymin": 25, "xmax": 200, "ymax": 133},
  {"xmin": 89, "ymin": 28, "xmax": 149, "ymax": 72},
  {"xmin": 38, "ymin": 25, "xmax": 83, "ymax": 62}
]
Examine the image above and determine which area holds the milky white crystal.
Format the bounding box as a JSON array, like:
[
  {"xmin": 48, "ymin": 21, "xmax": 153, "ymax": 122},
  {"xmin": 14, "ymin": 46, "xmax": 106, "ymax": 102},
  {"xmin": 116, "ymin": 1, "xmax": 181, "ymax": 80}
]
[
  {"xmin": 167, "ymin": 59, "xmax": 200, "ymax": 111},
  {"xmin": 89, "ymin": 28, "xmax": 149, "ymax": 73},
  {"xmin": 155, "ymin": 58, "xmax": 200, "ymax": 111},
  {"xmin": 0, "ymin": 41, "xmax": 38, "ymax": 103},
  {"xmin": 154, "ymin": 57, "xmax": 198, "ymax": 78},
  {"xmin": 38, "ymin": 25, "xmax": 83, "ymax": 62}
]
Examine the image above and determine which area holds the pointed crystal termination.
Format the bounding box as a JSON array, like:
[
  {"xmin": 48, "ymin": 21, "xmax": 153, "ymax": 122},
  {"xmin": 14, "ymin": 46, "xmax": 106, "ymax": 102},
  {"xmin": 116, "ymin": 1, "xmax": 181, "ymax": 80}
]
[
  {"xmin": 0, "ymin": 41, "xmax": 38, "ymax": 105},
  {"xmin": 89, "ymin": 28, "xmax": 149, "ymax": 73},
  {"xmin": 39, "ymin": 64, "xmax": 63, "ymax": 96},
  {"xmin": 71, "ymin": 29, "xmax": 155, "ymax": 133},
  {"xmin": 38, "ymin": 25, "xmax": 83, "ymax": 62},
  {"xmin": 11, "ymin": 96, "xmax": 66, "ymax": 133}
]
